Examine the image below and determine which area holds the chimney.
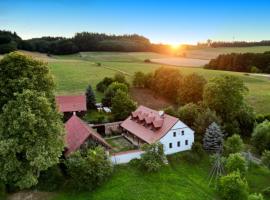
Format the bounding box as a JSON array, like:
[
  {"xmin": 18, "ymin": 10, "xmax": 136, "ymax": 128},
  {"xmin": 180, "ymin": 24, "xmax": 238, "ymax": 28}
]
[{"xmin": 158, "ymin": 110, "xmax": 164, "ymax": 118}]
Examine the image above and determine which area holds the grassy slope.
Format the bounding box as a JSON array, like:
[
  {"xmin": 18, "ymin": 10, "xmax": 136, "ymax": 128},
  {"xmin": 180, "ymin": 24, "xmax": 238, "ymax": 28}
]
[
  {"xmin": 52, "ymin": 154, "xmax": 270, "ymax": 200},
  {"xmin": 48, "ymin": 51, "xmax": 270, "ymax": 114},
  {"xmin": 52, "ymin": 155, "xmax": 216, "ymax": 200}
]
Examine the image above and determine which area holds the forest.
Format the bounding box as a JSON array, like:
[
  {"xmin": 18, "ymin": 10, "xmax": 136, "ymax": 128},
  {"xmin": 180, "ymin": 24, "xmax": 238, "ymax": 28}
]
[
  {"xmin": 0, "ymin": 30, "xmax": 172, "ymax": 55},
  {"xmin": 205, "ymin": 52, "xmax": 270, "ymax": 73}
]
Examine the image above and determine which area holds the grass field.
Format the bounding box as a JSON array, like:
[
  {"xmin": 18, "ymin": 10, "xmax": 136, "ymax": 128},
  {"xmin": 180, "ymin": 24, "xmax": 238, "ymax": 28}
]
[
  {"xmin": 51, "ymin": 153, "xmax": 270, "ymax": 200},
  {"xmin": 46, "ymin": 50, "xmax": 270, "ymax": 114},
  {"xmin": 2, "ymin": 49, "xmax": 269, "ymax": 113}
]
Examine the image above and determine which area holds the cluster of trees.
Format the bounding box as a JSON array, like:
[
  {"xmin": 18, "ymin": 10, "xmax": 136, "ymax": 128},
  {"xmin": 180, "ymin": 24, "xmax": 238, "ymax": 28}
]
[
  {"xmin": 0, "ymin": 30, "xmax": 21, "ymax": 54},
  {"xmin": 0, "ymin": 30, "xmax": 178, "ymax": 55},
  {"xmin": 133, "ymin": 67, "xmax": 255, "ymax": 137},
  {"xmin": 12, "ymin": 32, "xmax": 153, "ymax": 55},
  {"xmin": 0, "ymin": 52, "xmax": 64, "ymax": 190},
  {"xmin": 95, "ymin": 73, "xmax": 136, "ymax": 121},
  {"xmin": 205, "ymin": 52, "xmax": 270, "ymax": 73},
  {"xmin": 133, "ymin": 67, "xmax": 207, "ymax": 104},
  {"xmin": 208, "ymin": 40, "xmax": 270, "ymax": 48}
]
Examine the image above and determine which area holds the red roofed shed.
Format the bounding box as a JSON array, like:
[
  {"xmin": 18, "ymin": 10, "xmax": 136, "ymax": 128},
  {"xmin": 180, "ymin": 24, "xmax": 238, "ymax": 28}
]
[
  {"xmin": 56, "ymin": 95, "xmax": 87, "ymax": 113},
  {"xmin": 65, "ymin": 115, "xmax": 111, "ymax": 156}
]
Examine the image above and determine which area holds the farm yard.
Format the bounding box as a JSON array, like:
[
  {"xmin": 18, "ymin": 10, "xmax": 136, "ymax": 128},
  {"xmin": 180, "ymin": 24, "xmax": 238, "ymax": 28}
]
[{"xmin": 14, "ymin": 48, "xmax": 270, "ymax": 114}]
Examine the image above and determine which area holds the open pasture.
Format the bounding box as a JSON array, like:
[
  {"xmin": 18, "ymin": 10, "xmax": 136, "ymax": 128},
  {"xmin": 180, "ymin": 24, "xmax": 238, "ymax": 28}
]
[{"xmin": 6, "ymin": 50, "xmax": 270, "ymax": 114}]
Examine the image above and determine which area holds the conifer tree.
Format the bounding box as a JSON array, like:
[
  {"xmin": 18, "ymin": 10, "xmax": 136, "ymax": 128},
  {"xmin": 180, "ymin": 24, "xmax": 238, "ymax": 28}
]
[
  {"xmin": 203, "ymin": 122, "xmax": 224, "ymax": 152},
  {"xmin": 85, "ymin": 85, "xmax": 96, "ymax": 109}
]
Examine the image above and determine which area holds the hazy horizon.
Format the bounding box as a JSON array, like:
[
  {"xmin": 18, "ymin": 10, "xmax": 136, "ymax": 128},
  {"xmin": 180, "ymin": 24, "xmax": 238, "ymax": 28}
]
[{"xmin": 1, "ymin": 0, "xmax": 270, "ymax": 45}]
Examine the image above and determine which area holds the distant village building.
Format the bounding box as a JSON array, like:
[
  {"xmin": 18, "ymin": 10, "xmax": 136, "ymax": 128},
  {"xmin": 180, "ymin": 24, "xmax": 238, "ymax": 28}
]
[
  {"xmin": 55, "ymin": 95, "xmax": 87, "ymax": 120},
  {"xmin": 64, "ymin": 114, "xmax": 111, "ymax": 156},
  {"xmin": 120, "ymin": 106, "xmax": 194, "ymax": 155}
]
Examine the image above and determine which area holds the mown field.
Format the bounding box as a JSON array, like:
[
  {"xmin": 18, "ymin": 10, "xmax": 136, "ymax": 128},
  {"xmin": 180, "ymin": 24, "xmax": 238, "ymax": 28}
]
[{"xmin": 38, "ymin": 50, "xmax": 270, "ymax": 114}]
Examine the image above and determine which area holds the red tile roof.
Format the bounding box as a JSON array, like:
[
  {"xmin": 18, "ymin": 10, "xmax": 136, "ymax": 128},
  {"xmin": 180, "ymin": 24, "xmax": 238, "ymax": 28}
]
[
  {"xmin": 56, "ymin": 95, "xmax": 87, "ymax": 113},
  {"xmin": 121, "ymin": 106, "xmax": 179, "ymax": 144},
  {"xmin": 65, "ymin": 115, "xmax": 111, "ymax": 156}
]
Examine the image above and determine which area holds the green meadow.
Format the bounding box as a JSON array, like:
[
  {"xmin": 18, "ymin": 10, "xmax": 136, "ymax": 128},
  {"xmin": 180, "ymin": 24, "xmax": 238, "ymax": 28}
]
[{"xmin": 45, "ymin": 50, "xmax": 270, "ymax": 114}]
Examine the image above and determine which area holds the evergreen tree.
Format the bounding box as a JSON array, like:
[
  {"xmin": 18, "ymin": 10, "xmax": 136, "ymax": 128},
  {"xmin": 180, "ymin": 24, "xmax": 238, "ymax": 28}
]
[
  {"xmin": 85, "ymin": 85, "xmax": 96, "ymax": 109},
  {"xmin": 203, "ymin": 122, "xmax": 224, "ymax": 152}
]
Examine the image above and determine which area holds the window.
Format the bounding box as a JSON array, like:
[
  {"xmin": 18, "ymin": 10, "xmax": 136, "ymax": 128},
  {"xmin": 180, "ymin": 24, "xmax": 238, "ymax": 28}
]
[
  {"xmin": 169, "ymin": 143, "xmax": 173, "ymax": 148},
  {"xmin": 185, "ymin": 140, "xmax": 188, "ymax": 145},
  {"xmin": 181, "ymin": 130, "xmax": 185, "ymax": 136},
  {"xmin": 177, "ymin": 141, "xmax": 180, "ymax": 147},
  {"xmin": 173, "ymin": 132, "xmax": 176, "ymax": 137}
]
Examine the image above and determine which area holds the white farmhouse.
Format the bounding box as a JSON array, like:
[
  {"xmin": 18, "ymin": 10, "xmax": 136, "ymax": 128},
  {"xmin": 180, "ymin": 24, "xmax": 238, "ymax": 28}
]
[{"xmin": 120, "ymin": 105, "xmax": 194, "ymax": 155}]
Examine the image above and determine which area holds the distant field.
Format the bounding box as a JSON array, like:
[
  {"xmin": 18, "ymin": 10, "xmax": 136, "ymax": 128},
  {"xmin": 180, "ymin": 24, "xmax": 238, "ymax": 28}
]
[
  {"xmin": 1, "ymin": 50, "xmax": 270, "ymax": 114},
  {"xmin": 151, "ymin": 57, "xmax": 209, "ymax": 67},
  {"xmin": 183, "ymin": 46, "xmax": 270, "ymax": 60}
]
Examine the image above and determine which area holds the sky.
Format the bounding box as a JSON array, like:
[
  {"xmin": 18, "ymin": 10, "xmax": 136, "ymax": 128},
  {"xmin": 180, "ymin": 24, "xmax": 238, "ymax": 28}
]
[{"xmin": 1, "ymin": 0, "xmax": 270, "ymax": 45}]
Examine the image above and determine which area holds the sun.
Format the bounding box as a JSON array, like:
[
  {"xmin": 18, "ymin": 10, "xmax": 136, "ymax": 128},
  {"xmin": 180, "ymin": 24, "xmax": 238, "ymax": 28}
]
[{"xmin": 170, "ymin": 43, "xmax": 181, "ymax": 50}]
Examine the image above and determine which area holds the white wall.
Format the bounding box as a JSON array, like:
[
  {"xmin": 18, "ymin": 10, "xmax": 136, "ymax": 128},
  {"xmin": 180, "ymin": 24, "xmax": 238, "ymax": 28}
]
[
  {"xmin": 110, "ymin": 150, "xmax": 144, "ymax": 164},
  {"xmin": 159, "ymin": 120, "xmax": 194, "ymax": 155}
]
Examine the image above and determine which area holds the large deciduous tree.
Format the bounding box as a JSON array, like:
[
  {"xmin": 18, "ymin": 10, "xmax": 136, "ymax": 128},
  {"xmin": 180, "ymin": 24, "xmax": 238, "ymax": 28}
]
[
  {"xmin": 178, "ymin": 73, "xmax": 207, "ymax": 105},
  {"xmin": 0, "ymin": 90, "xmax": 64, "ymax": 189},
  {"xmin": 203, "ymin": 75, "xmax": 248, "ymax": 135},
  {"xmin": 65, "ymin": 146, "xmax": 113, "ymax": 191},
  {"xmin": 111, "ymin": 90, "xmax": 137, "ymax": 121},
  {"xmin": 0, "ymin": 52, "xmax": 55, "ymax": 109},
  {"xmin": 102, "ymin": 82, "xmax": 128, "ymax": 107}
]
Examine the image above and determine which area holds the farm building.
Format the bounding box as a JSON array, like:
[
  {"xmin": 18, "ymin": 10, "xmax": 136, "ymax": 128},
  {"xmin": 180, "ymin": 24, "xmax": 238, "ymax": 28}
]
[
  {"xmin": 55, "ymin": 95, "xmax": 87, "ymax": 120},
  {"xmin": 64, "ymin": 114, "xmax": 111, "ymax": 156},
  {"xmin": 121, "ymin": 106, "xmax": 194, "ymax": 155}
]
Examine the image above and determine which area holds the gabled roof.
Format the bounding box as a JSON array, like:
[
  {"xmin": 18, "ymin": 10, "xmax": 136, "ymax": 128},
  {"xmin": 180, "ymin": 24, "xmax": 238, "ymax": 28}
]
[
  {"xmin": 56, "ymin": 95, "xmax": 87, "ymax": 113},
  {"xmin": 65, "ymin": 115, "xmax": 111, "ymax": 156},
  {"xmin": 121, "ymin": 105, "xmax": 179, "ymax": 144}
]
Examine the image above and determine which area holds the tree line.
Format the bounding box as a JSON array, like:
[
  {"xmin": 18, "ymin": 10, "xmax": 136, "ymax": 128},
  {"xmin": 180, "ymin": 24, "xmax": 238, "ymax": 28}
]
[
  {"xmin": 205, "ymin": 52, "xmax": 270, "ymax": 73},
  {"xmin": 198, "ymin": 40, "xmax": 270, "ymax": 48},
  {"xmin": 0, "ymin": 30, "xmax": 175, "ymax": 55}
]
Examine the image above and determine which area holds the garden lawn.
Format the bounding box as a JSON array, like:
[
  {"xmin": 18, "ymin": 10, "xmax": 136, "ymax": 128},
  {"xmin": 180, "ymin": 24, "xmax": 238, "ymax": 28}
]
[{"xmin": 52, "ymin": 155, "xmax": 216, "ymax": 200}]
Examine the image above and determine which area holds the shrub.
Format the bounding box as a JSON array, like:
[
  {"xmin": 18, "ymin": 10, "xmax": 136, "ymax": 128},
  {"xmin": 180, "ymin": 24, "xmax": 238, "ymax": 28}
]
[
  {"xmin": 0, "ymin": 182, "xmax": 6, "ymax": 199},
  {"xmin": 251, "ymin": 120, "xmax": 270, "ymax": 154},
  {"xmin": 224, "ymin": 134, "xmax": 244, "ymax": 155},
  {"xmin": 194, "ymin": 107, "xmax": 221, "ymax": 136},
  {"xmin": 225, "ymin": 153, "xmax": 247, "ymax": 175},
  {"xmin": 261, "ymin": 150, "xmax": 270, "ymax": 169},
  {"xmin": 114, "ymin": 72, "xmax": 129, "ymax": 87},
  {"xmin": 262, "ymin": 187, "xmax": 270, "ymax": 198},
  {"xmin": 217, "ymin": 171, "xmax": 249, "ymax": 200},
  {"xmin": 36, "ymin": 165, "xmax": 65, "ymax": 192},
  {"xmin": 182, "ymin": 151, "xmax": 201, "ymax": 164},
  {"xmin": 65, "ymin": 146, "xmax": 113, "ymax": 191},
  {"xmin": 140, "ymin": 143, "xmax": 165, "ymax": 172},
  {"xmin": 133, "ymin": 71, "xmax": 146, "ymax": 87},
  {"xmin": 191, "ymin": 142, "xmax": 205, "ymax": 157},
  {"xmin": 248, "ymin": 193, "xmax": 264, "ymax": 200},
  {"xmin": 144, "ymin": 58, "xmax": 151, "ymax": 63},
  {"xmin": 250, "ymin": 66, "xmax": 261, "ymax": 73},
  {"xmin": 256, "ymin": 114, "xmax": 270, "ymax": 124}
]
